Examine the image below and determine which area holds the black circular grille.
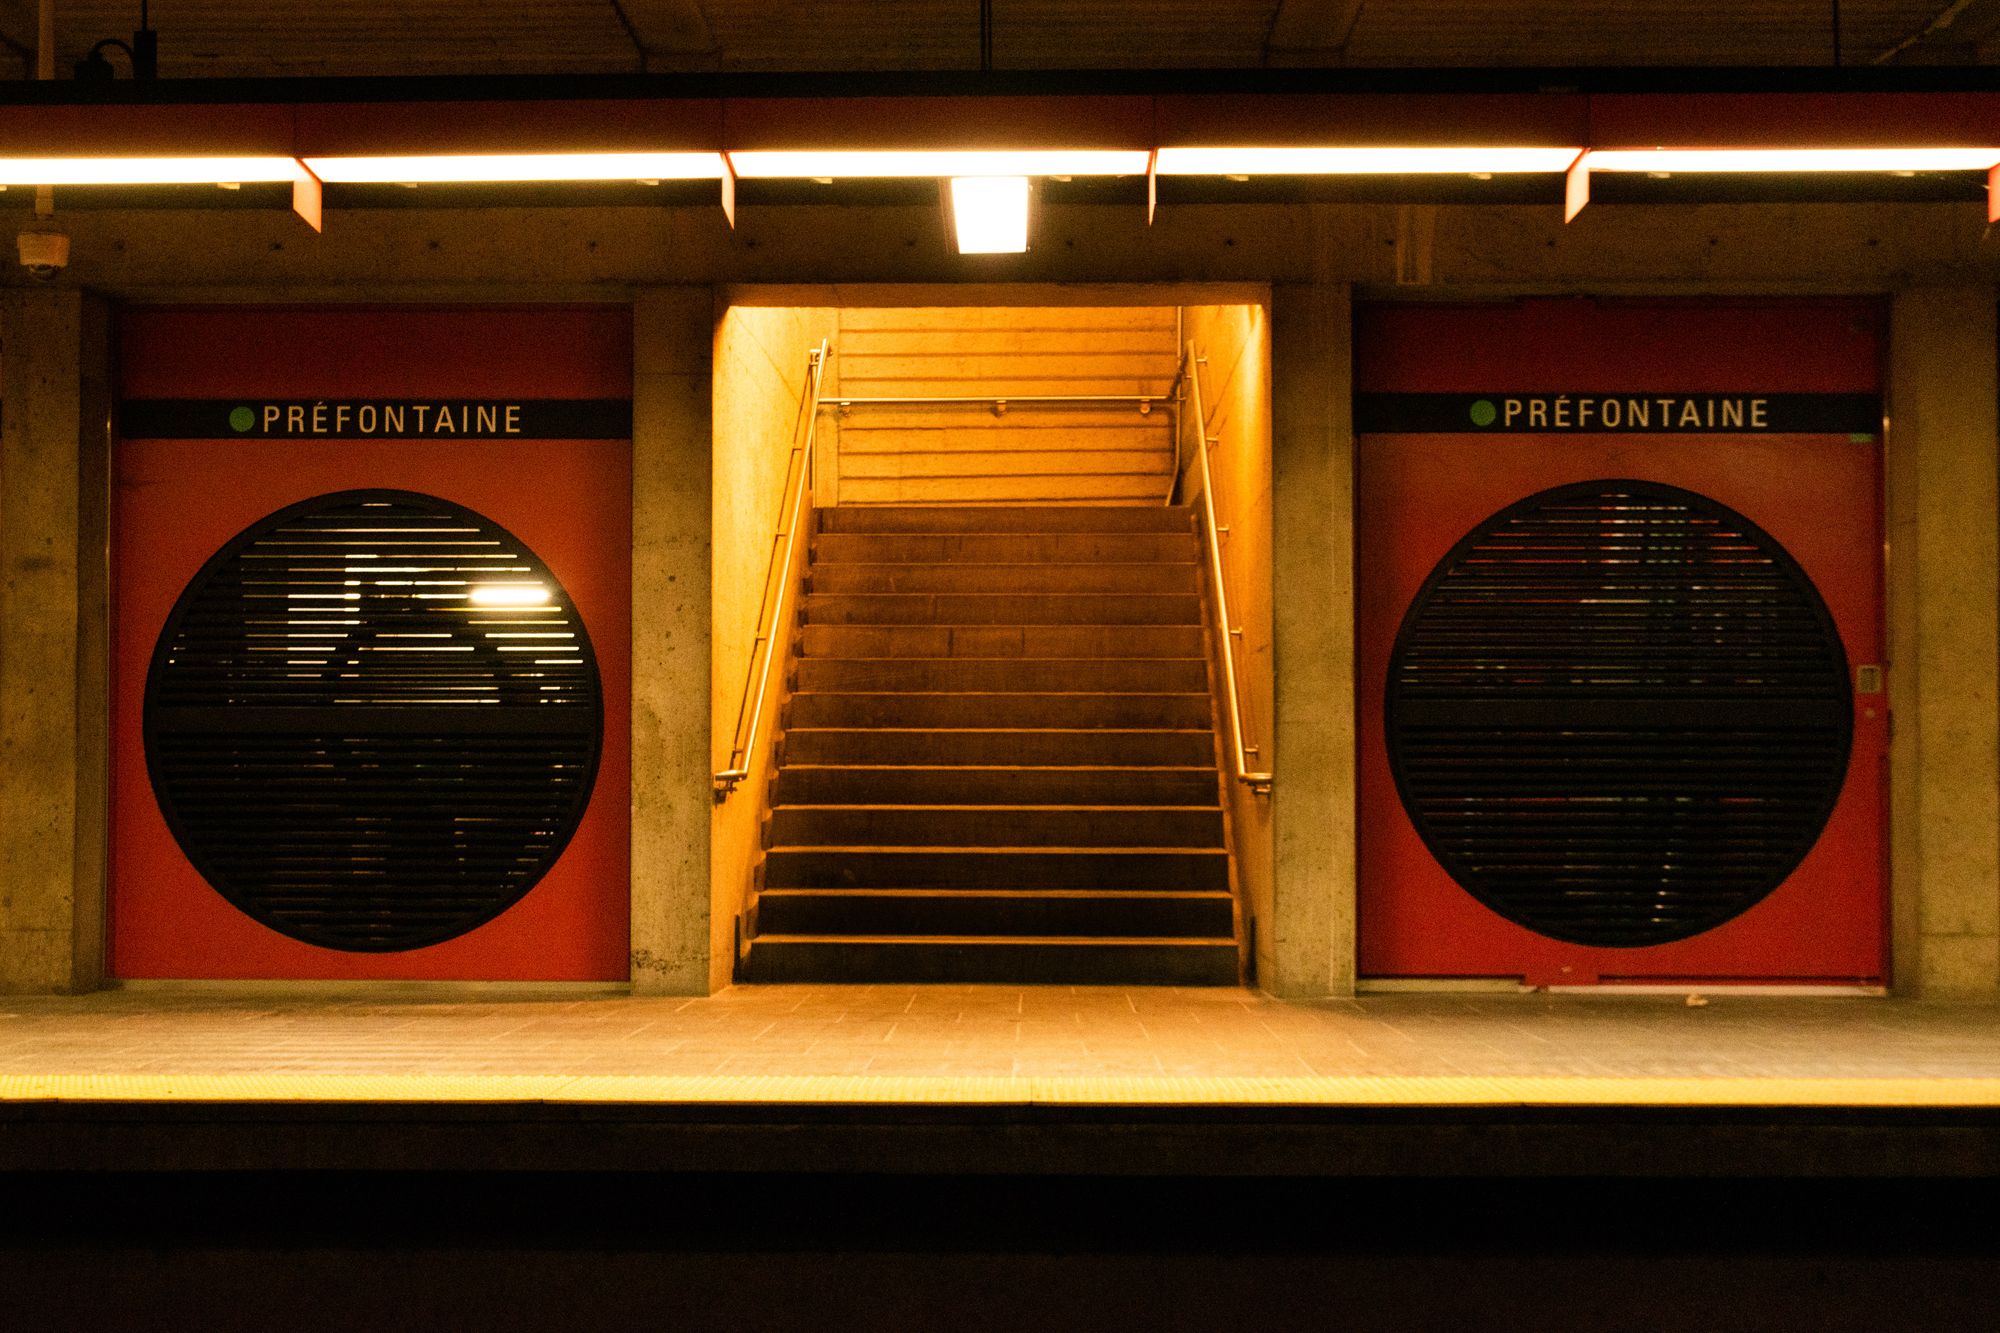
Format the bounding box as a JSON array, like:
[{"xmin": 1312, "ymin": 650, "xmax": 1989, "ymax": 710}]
[
  {"xmin": 144, "ymin": 490, "xmax": 603, "ymax": 952},
  {"xmin": 1384, "ymin": 479, "xmax": 1852, "ymax": 948}
]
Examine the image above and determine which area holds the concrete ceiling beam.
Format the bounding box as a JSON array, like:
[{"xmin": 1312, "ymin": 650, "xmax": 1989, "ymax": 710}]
[{"xmin": 1262, "ymin": 0, "xmax": 1367, "ymax": 67}]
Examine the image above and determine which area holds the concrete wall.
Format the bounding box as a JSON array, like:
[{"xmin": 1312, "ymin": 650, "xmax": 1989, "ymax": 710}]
[
  {"xmin": 1181, "ymin": 303, "xmax": 1276, "ymax": 984},
  {"xmin": 629, "ymin": 288, "xmax": 717, "ymax": 995},
  {"xmin": 1268, "ymin": 282, "xmax": 1356, "ymax": 997},
  {"xmin": 710, "ymin": 302, "xmax": 837, "ymax": 991},
  {"xmin": 0, "ymin": 290, "xmax": 109, "ymax": 993},
  {"xmin": 1, "ymin": 200, "xmax": 1997, "ymax": 999},
  {"xmin": 1888, "ymin": 289, "xmax": 2000, "ymax": 998},
  {"xmin": 18, "ymin": 201, "xmax": 1996, "ymax": 297}
]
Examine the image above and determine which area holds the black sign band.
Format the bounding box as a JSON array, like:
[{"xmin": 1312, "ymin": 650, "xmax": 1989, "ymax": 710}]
[
  {"xmin": 121, "ymin": 399, "xmax": 632, "ymax": 441},
  {"xmin": 1356, "ymin": 392, "xmax": 1881, "ymax": 435}
]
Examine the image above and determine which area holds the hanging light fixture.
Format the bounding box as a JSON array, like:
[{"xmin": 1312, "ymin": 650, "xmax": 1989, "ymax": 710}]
[{"xmin": 947, "ymin": 175, "xmax": 1030, "ymax": 253}]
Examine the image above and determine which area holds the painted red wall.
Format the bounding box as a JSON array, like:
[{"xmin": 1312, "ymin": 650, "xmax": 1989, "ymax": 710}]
[
  {"xmin": 111, "ymin": 306, "xmax": 633, "ymax": 981},
  {"xmin": 1356, "ymin": 299, "xmax": 1886, "ymax": 985}
]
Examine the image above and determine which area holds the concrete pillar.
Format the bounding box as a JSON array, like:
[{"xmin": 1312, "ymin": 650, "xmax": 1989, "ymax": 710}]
[
  {"xmin": 1266, "ymin": 281, "xmax": 1355, "ymax": 996},
  {"xmin": 0, "ymin": 290, "xmax": 110, "ymax": 994},
  {"xmin": 1888, "ymin": 287, "xmax": 2000, "ymax": 999},
  {"xmin": 629, "ymin": 287, "xmax": 716, "ymax": 993}
]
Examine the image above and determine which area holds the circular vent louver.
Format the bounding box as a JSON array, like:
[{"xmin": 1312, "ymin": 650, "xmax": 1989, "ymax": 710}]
[
  {"xmin": 1385, "ymin": 479, "xmax": 1852, "ymax": 948},
  {"xmin": 144, "ymin": 490, "xmax": 602, "ymax": 952}
]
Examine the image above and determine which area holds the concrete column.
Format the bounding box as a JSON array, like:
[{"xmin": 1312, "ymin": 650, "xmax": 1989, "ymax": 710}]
[
  {"xmin": 629, "ymin": 287, "xmax": 716, "ymax": 994},
  {"xmin": 1888, "ymin": 287, "xmax": 2000, "ymax": 999},
  {"xmin": 0, "ymin": 290, "xmax": 110, "ymax": 994},
  {"xmin": 1266, "ymin": 282, "xmax": 1355, "ymax": 996}
]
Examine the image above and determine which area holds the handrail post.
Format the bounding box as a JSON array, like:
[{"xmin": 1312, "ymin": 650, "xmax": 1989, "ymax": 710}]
[
  {"xmin": 714, "ymin": 340, "xmax": 829, "ymax": 799},
  {"xmin": 1184, "ymin": 340, "xmax": 1273, "ymax": 796}
]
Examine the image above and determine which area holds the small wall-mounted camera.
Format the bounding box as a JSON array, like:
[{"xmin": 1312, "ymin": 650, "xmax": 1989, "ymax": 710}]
[{"xmin": 16, "ymin": 227, "xmax": 71, "ymax": 281}]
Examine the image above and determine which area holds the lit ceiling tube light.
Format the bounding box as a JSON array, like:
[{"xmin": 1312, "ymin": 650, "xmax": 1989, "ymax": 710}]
[
  {"xmin": 1583, "ymin": 148, "xmax": 2000, "ymax": 173},
  {"xmin": 0, "ymin": 155, "xmax": 325, "ymax": 230},
  {"xmin": 1568, "ymin": 147, "xmax": 2000, "ymax": 223},
  {"xmin": 0, "ymin": 156, "xmax": 309, "ymax": 185},
  {"xmin": 729, "ymin": 150, "xmax": 1148, "ymax": 178},
  {"xmin": 949, "ymin": 176, "xmax": 1030, "ymax": 254},
  {"xmin": 1153, "ymin": 147, "xmax": 1584, "ymax": 175},
  {"xmin": 302, "ymin": 152, "xmax": 725, "ymax": 182}
]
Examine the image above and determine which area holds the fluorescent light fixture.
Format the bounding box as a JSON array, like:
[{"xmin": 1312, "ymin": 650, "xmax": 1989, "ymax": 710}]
[
  {"xmin": 1154, "ymin": 147, "xmax": 1583, "ymax": 175},
  {"xmin": 1584, "ymin": 148, "xmax": 2000, "ymax": 173},
  {"xmin": 0, "ymin": 156, "xmax": 309, "ymax": 185},
  {"xmin": 467, "ymin": 584, "xmax": 552, "ymax": 606},
  {"xmin": 949, "ymin": 176, "xmax": 1030, "ymax": 253},
  {"xmin": 303, "ymin": 152, "xmax": 724, "ymax": 183},
  {"xmin": 730, "ymin": 150, "xmax": 1147, "ymax": 179}
]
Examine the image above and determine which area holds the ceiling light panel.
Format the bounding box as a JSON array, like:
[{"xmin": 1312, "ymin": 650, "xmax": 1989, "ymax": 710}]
[
  {"xmin": 730, "ymin": 150, "xmax": 1148, "ymax": 179},
  {"xmin": 950, "ymin": 176, "xmax": 1030, "ymax": 253},
  {"xmin": 1584, "ymin": 148, "xmax": 2000, "ymax": 172},
  {"xmin": 0, "ymin": 156, "xmax": 309, "ymax": 185},
  {"xmin": 1154, "ymin": 146, "xmax": 1582, "ymax": 175},
  {"xmin": 303, "ymin": 152, "xmax": 725, "ymax": 182}
]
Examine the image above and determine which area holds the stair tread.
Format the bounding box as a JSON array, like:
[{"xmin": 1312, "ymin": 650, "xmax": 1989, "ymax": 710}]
[
  {"xmin": 765, "ymin": 844, "xmax": 1229, "ymax": 854},
  {"xmin": 790, "ymin": 689, "xmax": 1210, "ymax": 697},
  {"xmin": 770, "ymin": 803, "xmax": 1221, "ymax": 813},
  {"xmin": 748, "ymin": 934, "xmax": 1235, "ymax": 947},
  {"xmin": 754, "ymin": 501, "xmax": 1234, "ymax": 983},
  {"xmin": 811, "ymin": 560, "xmax": 1200, "ymax": 567},
  {"xmin": 785, "ymin": 727, "xmax": 1213, "ymax": 733},
  {"xmin": 759, "ymin": 888, "xmax": 1232, "ymax": 899},
  {"xmin": 806, "ymin": 591, "xmax": 1196, "ymax": 597},
  {"xmin": 778, "ymin": 764, "xmax": 1215, "ymax": 772},
  {"xmin": 796, "ymin": 652, "xmax": 1200, "ymax": 660}
]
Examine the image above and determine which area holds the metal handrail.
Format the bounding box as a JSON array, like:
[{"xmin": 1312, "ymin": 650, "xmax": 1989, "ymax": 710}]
[
  {"xmin": 1181, "ymin": 341, "xmax": 1272, "ymax": 795},
  {"xmin": 833, "ymin": 393, "xmax": 1167, "ymax": 409},
  {"xmin": 714, "ymin": 340, "xmax": 829, "ymax": 799}
]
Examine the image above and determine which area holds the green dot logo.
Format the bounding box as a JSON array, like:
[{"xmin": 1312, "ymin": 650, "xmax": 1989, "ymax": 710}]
[
  {"xmin": 1469, "ymin": 399, "xmax": 1498, "ymax": 428},
  {"xmin": 228, "ymin": 406, "xmax": 256, "ymax": 433}
]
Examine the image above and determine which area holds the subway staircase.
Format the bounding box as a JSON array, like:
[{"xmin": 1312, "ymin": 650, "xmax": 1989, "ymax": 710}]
[{"xmin": 739, "ymin": 504, "xmax": 1241, "ymax": 984}]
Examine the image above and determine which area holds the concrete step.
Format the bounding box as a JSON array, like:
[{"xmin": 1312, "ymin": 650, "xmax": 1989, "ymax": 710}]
[
  {"xmin": 762, "ymin": 846, "xmax": 1231, "ymax": 891},
  {"xmin": 808, "ymin": 562, "xmax": 1199, "ymax": 595},
  {"xmin": 819, "ymin": 505, "xmax": 1195, "ymax": 534},
  {"xmin": 814, "ymin": 531, "xmax": 1200, "ymax": 564},
  {"xmin": 795, "ymin": 657, "xmax": 1210, "ymax": 693},
  {"xmin": 772, "ymin": 765, "xmax": 1221, "ymax": 807},
  {"xmin": 767, "ymin": 805, "xmax": 1226, "ymax": 849},
  {"xmin": 800, "ymin": 624, "xmax": 1206, "ymax": 660},
  {"xmin": 781, "ymin": 728, "xmax": 1218, "ymax": 767},
  {"xmin": 739, "ymin": 935, "xmax": 1239, "ymax": 984},
  {"xmin": 802, "ymin": 592, "xmax": 1202, "ymax": 626},
  {"xmin": 754, "ymin": 888, "xmax": 1235, "ymax": 938},
  {"xmin": 788, "ymin": 691, "xmax": 1213, "ymax": 729}
]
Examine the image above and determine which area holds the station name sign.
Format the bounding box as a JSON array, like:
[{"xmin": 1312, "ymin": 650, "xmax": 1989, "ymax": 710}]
[
  {"xmin": 121, "ymin": 398, "xmax": 633, "ymax": 440},
  {"xmin": 1355, "ymin": 392, "xmax": 1882, "ymax": 436}
]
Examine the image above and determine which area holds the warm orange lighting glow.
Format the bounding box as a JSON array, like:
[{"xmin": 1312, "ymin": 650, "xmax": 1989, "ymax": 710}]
[
  {"xmin": 0, "ymin": 156, "xmax": 309, "ymax": 185},
  {"xmin": 1154, "ymin": 147, "xmax": 1583, "ymax": 175},
  {"xmin": 949, "ymin": 176, "xmax": 1030, "ymax": 253},
  {"xmin": 728, "ymin": 150, "xmax": 1149, "ymax": 178},
  {"xmin": 1584, "ymin": 148, "xmax": 2000, "ymax": 173},
  {"xmin": 302, "ymin": 152, "xmax": 725, "ymax": 182}
]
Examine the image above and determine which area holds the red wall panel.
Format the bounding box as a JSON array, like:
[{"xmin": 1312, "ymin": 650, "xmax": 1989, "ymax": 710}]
[
  {"xmin": 111, "ymin": 306, "xmax": 632, "ymax": 981},
  {"xmin": 1356, "ymin": 299, "xmax": 1887, "ymax": 985}
]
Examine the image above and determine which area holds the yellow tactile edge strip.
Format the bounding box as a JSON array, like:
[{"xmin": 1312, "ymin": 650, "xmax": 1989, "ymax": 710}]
[{"xmin": 1, "ymin": 1074, "xmax": 1998, "ymax": 1107}]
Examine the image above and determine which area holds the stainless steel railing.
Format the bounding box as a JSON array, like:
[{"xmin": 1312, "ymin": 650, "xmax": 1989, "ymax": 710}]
[
  {"xmin": 714, "ymin": 340, "xmax": 830, "ymax": 799},
  {"xmin": 1180, "ymin": 341, "xmax": 1272, "ymax": 795},
  {"xmin": 832, "ymin": 393, "xmax": 1169, "ymax": 409}
]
